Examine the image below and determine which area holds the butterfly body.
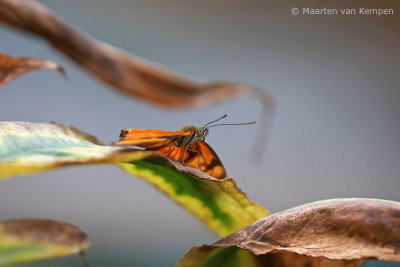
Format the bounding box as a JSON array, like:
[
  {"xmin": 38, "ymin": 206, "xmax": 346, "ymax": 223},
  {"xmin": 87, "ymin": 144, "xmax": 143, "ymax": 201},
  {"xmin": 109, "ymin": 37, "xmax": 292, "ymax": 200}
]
[{"xmin": 175, "ymin": 126, "xmax": 208, "ymax": 148}]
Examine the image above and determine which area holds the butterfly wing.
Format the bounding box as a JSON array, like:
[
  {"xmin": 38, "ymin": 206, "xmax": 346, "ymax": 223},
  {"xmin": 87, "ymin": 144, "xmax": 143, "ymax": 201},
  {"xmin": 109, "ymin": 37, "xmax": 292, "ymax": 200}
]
[
  {"xmin": 155, "ymin": 142, "xmax": 226, "ymax": 179},
  {"xmin": 186, "ymin": 142, "xmax": 226, "ymax": 179},
  {"xmin": 155, "ymin": 146, "xmax": 187, "ymax": 162},
  {"xmin": 113, "ymin": 128, "xmax": 190, "ymax": 149}
]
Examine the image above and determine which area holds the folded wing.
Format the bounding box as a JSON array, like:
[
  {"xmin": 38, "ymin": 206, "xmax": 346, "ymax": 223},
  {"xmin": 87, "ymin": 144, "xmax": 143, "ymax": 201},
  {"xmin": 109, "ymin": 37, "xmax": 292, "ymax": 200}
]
[
  {"xmin": 156, "ymin": 142, "xmax": 226, "ymax": 179},
  {"xmin": 113, "ymin": 128, "xmax": 189, "ymax": 149}
]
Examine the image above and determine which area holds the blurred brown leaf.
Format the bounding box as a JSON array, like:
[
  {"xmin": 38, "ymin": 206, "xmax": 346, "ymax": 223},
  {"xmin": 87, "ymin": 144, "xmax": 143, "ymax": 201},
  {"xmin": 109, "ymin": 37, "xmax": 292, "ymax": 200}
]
[
  {"xmin": 0, "ymin": 218, "xmax": 89, "ymax": 265},
  {"xmin": 2, "ymin": 219, "xmax": 88, "ymax": 248},
  {"xmin": 179, "ymin": 199, "xmax": 400, "ymax": 267},
  {"xmin": 0, "ymin": 0, "xmax": 274, "ymax": 109},
  {"xmin": 0, "ymin": 53, "xmax": 65, "ymax": 88}
]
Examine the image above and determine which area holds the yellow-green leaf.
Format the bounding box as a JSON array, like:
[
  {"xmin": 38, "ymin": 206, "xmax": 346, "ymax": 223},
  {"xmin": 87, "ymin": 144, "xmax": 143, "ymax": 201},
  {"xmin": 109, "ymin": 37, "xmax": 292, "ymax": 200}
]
[
  {"xmin": 0, "ymin": 219, "xmax": 89, "ymax": 266},
  {"xmin": 0, "ymin": 121, "xmax": 151, "ymax": 177},
  {"xmin": 178, "ymin": 246, "xmax": 259, "ymax": 267},
  {"xmin": 119, "ymin": 157, "xmax": 269, "ymax": 236},
  {"xmin": 0, "ymin": 121, "xmax": 269, "ymax": 236},
  {"xmin": 178, "ymin": 246, "xmax": 365, "ymax": 267}
]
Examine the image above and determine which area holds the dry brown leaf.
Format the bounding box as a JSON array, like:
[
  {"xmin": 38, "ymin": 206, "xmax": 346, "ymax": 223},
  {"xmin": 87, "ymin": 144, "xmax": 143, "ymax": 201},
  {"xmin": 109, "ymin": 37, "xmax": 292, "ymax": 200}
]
[
  {"xmin": 179, "ymin": 199, "xmax": 400, "ymax": 267},
  {"xmin": 0, "ymin": 53, "xmax": 65, "ymax": 88},
  {"xmin": 215, "ymin": 199, "xmax": 400, "ymax": 261},
  {"xmin": 0, "ymin": 0, "xmax": 274, "ymax": 109}
]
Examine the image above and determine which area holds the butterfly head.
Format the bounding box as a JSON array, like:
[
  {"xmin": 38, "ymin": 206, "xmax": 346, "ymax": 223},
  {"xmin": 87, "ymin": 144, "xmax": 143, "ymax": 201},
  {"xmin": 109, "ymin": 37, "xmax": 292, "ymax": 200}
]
[{"xmin": 196, "ymin": 127, "xmax": 208, "ymax": 142}]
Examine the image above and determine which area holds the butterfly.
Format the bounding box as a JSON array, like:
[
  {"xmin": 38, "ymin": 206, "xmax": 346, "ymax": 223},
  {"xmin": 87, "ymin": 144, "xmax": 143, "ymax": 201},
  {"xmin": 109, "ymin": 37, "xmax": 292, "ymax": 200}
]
[{"xmin": 113, "ymin": 114, "xmax": 255, "ymax": 179}]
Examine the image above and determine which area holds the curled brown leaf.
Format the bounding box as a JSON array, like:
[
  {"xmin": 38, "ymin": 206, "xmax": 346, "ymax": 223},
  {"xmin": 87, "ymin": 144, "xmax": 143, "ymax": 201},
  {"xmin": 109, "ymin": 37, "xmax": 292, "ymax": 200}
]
[
  {"xmin": 0, "ymin": 53, "xmax": 65, "ymax": 88},
  {"xmin": 0, "ymin": 0, "xmax": 274, "ymax": 109}
]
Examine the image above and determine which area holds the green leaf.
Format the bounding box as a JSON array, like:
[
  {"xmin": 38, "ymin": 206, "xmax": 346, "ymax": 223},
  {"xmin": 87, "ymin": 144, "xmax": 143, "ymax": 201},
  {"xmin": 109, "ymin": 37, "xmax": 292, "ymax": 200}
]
[
  {"xmin": 178, "ymin": 199, "xmax": 400, "ymax": 267},
  {"xmin": 0, "ymin": 121, "xmax": 269, "ymax": 237},
  {"xmin": 177, "ymin": 246, "xmax": 258, "ymax": 267},
  {"xmin": 0, "ymin": 219, "xmax": 89, "ymax": 266},
  {"xmin": 0, "ymin": 121, "xmax": 151, "ymax": 177},
  {"xmin": 119, "ymin": 157, "xmax": 269, "ymax": 236}
]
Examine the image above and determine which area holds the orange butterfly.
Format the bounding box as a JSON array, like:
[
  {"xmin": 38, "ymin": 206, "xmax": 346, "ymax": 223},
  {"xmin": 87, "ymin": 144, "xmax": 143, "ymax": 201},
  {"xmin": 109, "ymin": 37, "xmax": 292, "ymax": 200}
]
[{"xmin": 113, "ymin": 114, "xmax": 255, "ymax": 179}]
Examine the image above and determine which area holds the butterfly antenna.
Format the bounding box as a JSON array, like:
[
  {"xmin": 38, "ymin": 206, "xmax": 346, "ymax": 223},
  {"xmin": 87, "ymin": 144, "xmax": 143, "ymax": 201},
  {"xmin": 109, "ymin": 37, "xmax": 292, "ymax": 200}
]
[
  {"xmin": 207, "ymin": 121, "xmax": 256, "ymax": 128},
  {"xmin": 204, "ymin": 114, "xmax": 228, "ymax": 127}
]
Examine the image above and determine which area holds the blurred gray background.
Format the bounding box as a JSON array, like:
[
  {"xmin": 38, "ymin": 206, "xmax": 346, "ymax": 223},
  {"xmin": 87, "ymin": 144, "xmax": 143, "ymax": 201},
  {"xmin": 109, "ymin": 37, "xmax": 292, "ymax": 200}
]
[{"xmin": 1, "ymin": 0, "xmax": 399, "ymax": 266}]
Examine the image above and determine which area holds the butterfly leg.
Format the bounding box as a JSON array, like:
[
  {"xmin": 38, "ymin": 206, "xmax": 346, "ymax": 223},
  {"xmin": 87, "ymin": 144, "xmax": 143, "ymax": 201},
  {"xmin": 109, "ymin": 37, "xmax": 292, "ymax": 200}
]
[
  {"xmin": 164, "ymin": 146, "xmax": 175, "ymax": 158},
  {"xmin": 173, "ymin": 140, "xmax": 180, "ymax": 147},
  {"xmin": 183, "ymin": 146, "xmax": 198, "ymax": 163},
  {"xmin": 195, "ymin": 153, "xmax": 208, "ymax": 173},
  {"xmin": 182, "ymin": 148, "xmax": 187, "ymax": 163},
  {"xmin": 186, "ymin": 148, "xmax": 205, "ymax": 173}
]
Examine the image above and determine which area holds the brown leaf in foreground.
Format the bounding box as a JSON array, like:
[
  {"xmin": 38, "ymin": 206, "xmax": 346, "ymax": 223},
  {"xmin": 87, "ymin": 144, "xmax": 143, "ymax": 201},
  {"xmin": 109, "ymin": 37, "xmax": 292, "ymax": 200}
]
[
  {"xmin": 179, "ymin": 199, "xmax": 400, "ymax": 267},
  {"xmin": 0, "ymin": 53, "xmax": 65, "ymax": 88},
  {"xmin": 216, "ymin": 199, "xmax": 400, "ymax": 261},
  {"xmin": 2, "ymin": 219, "xmax": 88, "ymax": 248},
  {"xmin": 0, "ymin": 218, "xmax": 90, "ymax": 265},
  {"xmin": 0, "ymin": 0, "xmax": 274, "ymax": 109}
]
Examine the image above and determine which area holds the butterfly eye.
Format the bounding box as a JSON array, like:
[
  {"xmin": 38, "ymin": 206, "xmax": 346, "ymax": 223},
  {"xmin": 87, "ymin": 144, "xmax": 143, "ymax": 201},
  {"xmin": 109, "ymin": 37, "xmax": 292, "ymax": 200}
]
[{"xmin": 197, "ymin": 128, "xmax": 205, "ymax": 137}]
